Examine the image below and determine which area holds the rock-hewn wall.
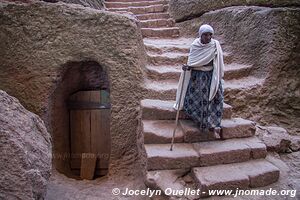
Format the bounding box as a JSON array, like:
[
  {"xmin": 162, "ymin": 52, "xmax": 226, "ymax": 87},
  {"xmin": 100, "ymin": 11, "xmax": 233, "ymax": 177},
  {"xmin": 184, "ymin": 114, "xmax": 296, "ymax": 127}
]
[
  {"xmin": 0, "ymin": 1, "xmax": 147, "ymax": 178},
  {"xmin": 169, "ymin": 0, "xmax": 300, "ymax": 22},
  {"xmin": 176, "ymin": 6, "xmax": 300, "ymax": 135},
  {"xmin": 0, "ymin": 90, "xmax": 52, "ymax": 200},
  {"xmin": 50, "ymin": 0, "xmax": 105, "ymax": 10}
]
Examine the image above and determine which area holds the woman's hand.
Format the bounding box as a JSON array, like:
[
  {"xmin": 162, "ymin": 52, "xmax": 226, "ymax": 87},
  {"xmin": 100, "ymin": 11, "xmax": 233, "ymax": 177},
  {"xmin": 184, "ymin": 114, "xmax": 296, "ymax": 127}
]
[{"xmin": 182, "ymin": 64, "xmax": 191, "ymax": 71}]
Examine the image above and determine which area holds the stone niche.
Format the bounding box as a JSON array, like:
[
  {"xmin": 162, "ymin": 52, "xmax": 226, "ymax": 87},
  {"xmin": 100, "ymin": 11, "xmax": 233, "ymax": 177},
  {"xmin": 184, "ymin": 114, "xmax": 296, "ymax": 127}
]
[
  {"xmin": 0, "ymin": 1, "xmax": 147, "ymax": 179},
  {"xmin": 51, "ymin": 61, "xmax": 110, "ymax": 178}
]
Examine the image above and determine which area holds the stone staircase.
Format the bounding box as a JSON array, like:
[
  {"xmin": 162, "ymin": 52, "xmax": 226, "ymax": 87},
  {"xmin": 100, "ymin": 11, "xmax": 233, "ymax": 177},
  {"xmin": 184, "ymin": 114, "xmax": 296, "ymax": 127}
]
[{"xmin": 105, "ymin": 0, "xmax": 279, "ymax": 198}]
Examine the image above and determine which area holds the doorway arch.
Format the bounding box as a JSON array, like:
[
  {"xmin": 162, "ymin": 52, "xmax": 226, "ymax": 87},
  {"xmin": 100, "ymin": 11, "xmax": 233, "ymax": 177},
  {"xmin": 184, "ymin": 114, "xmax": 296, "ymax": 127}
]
[{"xmin": 50, "ymin": 61, "xmax": 110, "ymax": 179}]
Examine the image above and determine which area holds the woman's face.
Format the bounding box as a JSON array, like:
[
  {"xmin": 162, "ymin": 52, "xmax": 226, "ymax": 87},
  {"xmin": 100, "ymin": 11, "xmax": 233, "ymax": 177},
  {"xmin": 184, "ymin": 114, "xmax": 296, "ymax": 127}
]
[{"xmin": 201, "ymin": 32, "xmax": 212, "ymax": 44}]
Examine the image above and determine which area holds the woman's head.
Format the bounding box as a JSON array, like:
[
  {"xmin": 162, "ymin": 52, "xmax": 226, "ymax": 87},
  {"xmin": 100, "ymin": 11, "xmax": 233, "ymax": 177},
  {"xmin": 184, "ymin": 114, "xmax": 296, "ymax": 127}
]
[{"xmin": 199, "ymin": 24, "xmax": 214, "ymax": 44}]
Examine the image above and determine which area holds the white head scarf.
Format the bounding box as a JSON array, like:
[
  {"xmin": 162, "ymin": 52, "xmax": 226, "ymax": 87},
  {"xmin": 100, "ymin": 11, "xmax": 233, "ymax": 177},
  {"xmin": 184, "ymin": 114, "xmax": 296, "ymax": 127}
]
[{"xmin": 199, "ymin": 24, "xmax": 214, "ymax": 37}]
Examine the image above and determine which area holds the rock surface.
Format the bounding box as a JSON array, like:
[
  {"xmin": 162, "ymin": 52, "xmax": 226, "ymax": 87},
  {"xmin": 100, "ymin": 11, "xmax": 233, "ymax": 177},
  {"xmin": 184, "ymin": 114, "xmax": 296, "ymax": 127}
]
[
  {"xmin": 57, "ymin": 0, "xmax": 105, "ymax": 10},
  {"xmin": 176, "ymin": 6, "xmax": 300, "ymax": 135},
  {"xmin": 0, "ymin": 90, "xmax": 52, "ymax": 200},
  {"xmin": 256, "ymin": 125, "xmax": 300, "ymax": 153},
  {"xmin": 290, "ymin": 137, "xmax": 300, "ymax": 152},
  {"xmin": 0, "ymin": 1, "xmax": 147, "ymax": 178},
  {"xmin": 168, "ymin": 0, "xmax": 300, "ymax": 22},
  {"xmin": 46, "ymin": 169, "xmax": 147, "ymax": 200}
]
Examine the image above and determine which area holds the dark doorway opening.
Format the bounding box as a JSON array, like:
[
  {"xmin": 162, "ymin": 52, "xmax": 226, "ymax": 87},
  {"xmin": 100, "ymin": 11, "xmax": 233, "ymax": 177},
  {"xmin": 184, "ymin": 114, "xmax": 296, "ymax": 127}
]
[{"xmin": 50, "ymin": 61, "xmax": 110, "ymax": 179}]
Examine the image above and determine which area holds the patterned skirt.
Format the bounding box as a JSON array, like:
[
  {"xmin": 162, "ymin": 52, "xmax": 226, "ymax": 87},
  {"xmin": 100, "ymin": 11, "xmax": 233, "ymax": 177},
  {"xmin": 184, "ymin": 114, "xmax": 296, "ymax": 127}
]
[{"xmin": 183, "ymin": 70, "xmax": 223, "ymax": 131}]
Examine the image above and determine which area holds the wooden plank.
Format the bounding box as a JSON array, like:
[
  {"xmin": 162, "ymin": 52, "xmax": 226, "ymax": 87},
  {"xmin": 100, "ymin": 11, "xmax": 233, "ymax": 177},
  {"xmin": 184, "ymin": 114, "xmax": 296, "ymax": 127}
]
[
  {"xmin": 80, "ymin": 153, "xmax": 97, "ymax": 180},
  {"xmin": 82, "ymin": 110, "xmax": 91, "ymax": 153},
  {"xmin": 70, "ymin": 110, "xmax": 83, "ymax": 169},
  {"xmin": 91, "ymin": 90, "xmax": 111, "ymax": 171},
  {"xmin": 96, "ymin": 109, "xmax": 111, "ymax": 169},
  {"xmin": 70, "ymin": 110, "xmax": 91, "ymax": 169},
  {"xmin": 91, "ymin": 110, "xmax": 101, "ymax": 155},
  {"xmin": 91, "ymin": 110, "xmax": 110, "ymax": 169},
  {"xmin": 70, "ymin": 91, "xmax": 92, "ymax": 169},
  {"xmin": 90, "ymin": 90, "xmax": 102, "ymax": 170}
]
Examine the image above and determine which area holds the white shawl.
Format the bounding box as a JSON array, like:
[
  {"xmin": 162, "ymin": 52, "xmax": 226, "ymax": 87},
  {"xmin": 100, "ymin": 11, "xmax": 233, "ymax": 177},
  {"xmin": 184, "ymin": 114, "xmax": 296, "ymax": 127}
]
[{"xmin": 173, "ymin": 38, "xmax": 224, "ymax": 110}]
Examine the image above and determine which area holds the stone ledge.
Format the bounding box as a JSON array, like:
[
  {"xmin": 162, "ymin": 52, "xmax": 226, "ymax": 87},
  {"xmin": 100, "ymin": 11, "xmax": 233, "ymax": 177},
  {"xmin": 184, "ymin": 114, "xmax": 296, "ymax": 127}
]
[
  {"xmin": 145, "ymin": 137, "xmax": 267, "ymax": 170},
  {"xmin": 141, "ymin": 99, "xmax": 232, "ymax": 120},
  {"xmin": 169, "ymin": 0, "xmax": 300, "ymax": 22},
  {"xmin": 192, "ymin": 159, "xmax": 280, "ymax": 197}
]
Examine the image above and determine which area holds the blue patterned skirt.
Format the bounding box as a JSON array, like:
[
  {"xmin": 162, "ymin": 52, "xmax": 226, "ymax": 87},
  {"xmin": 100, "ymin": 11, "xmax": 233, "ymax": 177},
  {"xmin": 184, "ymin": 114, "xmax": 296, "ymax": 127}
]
[{"xmin": 183, "ymin": 70, "xmax": 223, "ymax": 131}]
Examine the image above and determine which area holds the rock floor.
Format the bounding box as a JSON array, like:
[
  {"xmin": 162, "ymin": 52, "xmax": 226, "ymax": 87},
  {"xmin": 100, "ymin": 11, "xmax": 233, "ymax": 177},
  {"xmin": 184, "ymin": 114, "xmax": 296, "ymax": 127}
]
[{"xmin": 46, "ymin": 152, "xmax": 299, "ymax": 200}]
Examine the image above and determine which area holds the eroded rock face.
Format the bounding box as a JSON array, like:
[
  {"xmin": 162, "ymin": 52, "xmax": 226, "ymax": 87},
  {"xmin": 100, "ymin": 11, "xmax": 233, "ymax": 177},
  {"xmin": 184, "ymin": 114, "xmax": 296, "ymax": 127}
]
[
  {"xmin": 57, "ymin": 0, "xmax": 105, "ymax": 10},
  {"xmin": 177, "ymin": 6, "xmax": 300, "ymax": 135},
  {"xmin": 256, "ymin": 125, "xmax": 300, "ymax": 153},
  {"xmin": 256, "ymin": 126, "xmax": 291, "ymax": 153},
  {"xmin": 169, "ymin": 0, "xmax": 300, "ymax": 22},
  {"xmin": 0, "ymin": 90, "xmax": 52, "ymax": 200},
  {"xmin": 0, "ymin": 1, "xmax": 147, "ymax": 178}
]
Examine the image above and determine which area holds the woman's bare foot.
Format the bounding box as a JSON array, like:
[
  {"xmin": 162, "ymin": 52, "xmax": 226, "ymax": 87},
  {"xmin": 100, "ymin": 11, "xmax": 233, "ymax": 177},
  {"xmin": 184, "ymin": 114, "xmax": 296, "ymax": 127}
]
[{"xmin": 214, "ymin": 127, "xmax": 222, "ymax": 139}]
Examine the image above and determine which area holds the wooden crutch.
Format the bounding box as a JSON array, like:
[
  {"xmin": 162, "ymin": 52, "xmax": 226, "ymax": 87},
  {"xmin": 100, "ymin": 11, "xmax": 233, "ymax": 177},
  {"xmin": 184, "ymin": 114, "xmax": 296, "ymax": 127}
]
[{"xmin": 170, "ymin": 64, "xmax": 190, "ymax": 151}]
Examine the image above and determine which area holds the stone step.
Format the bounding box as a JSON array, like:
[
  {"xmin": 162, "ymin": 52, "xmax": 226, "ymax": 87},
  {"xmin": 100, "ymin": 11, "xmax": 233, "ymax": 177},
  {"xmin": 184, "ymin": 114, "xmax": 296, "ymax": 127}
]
[
  {"xmin": 140, "ymin": 79, "xmax": 176, "ymax": 100},
  {"xmin": 144, "ymin": 78, "xmax": 178, "ymax": 94},
  {"xmin": 142, "ymin": 79, "xmax": 177, "ymax": 100},
  {"xmin": 145, "ymin": 65, "xmax": 181, "ymax": 81},
  {"xmin": 142, "ymin": 82, "xmax": 176, "ymax": 101},
  {"xmin": 145, "ymin": 137, "xmax": 267, "ymax": 170},
  {"xmin": 180, "ymin": 118, "xmax": 256, "ymax": 143},
  {"xmin": 192, "ymin": 159, "xmax": 280, "ymax": 197},
  {"xmin": 141, "ymin": 27, "xmax": 180, "ymax": 38},
  {"xmin": 145, "ymin": 143, "xmax": 199, "ymax": 170},
  {"xmin": 141, "ymin": 79, "xmax": 177, "ymax": 100},
  {"xmin": 141, "ymin": 99, "xmax": 233, "ymax": 120},
  {"xmin": 142, "ymin": 76, "xmax": 264, "ymax": 101},
  {"xmin": 224, "ymin": 76, "xmax": 265, "ymax": 92},
  {"xmin": 144, "ymin": 43, "xmax": 189, "ymax": 54},
  {"xmin": 147, "ymin": 51, "xmax": 233, "ymax": 66},
  {"xmin": 143, "ymin": 120, "xmax": 184, "ymax": 144},
  {"xmin": 143, "ymin": 118, "xmax": 255, "ymax": 144},
  {"xmin": 143, "ymin": 38, "xmax": 194, "ymax": 54},
  {"xmin": 143, "ymin": 37, "xmax": 192, "ymax": 54},
  {"xmin": 224, "ymin": 63, "xmax": 252, "ymax": 80},
  {"xmin": 105, "ymin": 0, "xmax": 168, "ymax": 8},
  {"xmin": 143, "ymin": 37, "xmax": 227, "ymax": 54},
  {"xmin": 145, "ymin": 159, "xmax": 280, "ymax": 198},
  {"xmin": 135, "ymin": 12, "xmax": 170, "ymax": 20},
  {"xmin": 147, "ymin": 52, "xmax": 187, "ymax": 65},
  {"xmin": 145, "ymin": 63, "xmax": 252, "ymax": 82},
  {"xmin": 107, "ymin": 4, "xmax": 167, "ymax": 15},
  {"xmin": 140, "ymin": 18, "xmax": 175, "ymax": 28}
]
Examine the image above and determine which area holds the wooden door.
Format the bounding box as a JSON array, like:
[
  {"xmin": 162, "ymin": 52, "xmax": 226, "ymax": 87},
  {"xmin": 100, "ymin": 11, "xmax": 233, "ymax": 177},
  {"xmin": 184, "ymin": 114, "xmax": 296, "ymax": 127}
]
[{"xmin": 69, "ymin": 90, "xmax": 110, "ymax": 176}]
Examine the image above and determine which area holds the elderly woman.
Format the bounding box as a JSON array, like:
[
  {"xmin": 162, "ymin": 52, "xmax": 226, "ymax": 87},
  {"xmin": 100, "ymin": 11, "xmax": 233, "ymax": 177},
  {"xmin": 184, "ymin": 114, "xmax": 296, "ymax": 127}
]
[{"xmin": 174, "ymin": 24, "xmax": 224, "ymax": 138}]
